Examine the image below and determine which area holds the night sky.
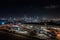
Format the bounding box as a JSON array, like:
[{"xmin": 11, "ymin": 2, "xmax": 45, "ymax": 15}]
[{"xmin": 0, "ymin": 0, "xmax": 60, "ymax": 18}]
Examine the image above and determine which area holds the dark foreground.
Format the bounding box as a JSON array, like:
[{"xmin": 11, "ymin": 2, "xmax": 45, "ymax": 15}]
[{"xmin": 0, "ymin": 31, "xmax": 46, "ymax": 40}]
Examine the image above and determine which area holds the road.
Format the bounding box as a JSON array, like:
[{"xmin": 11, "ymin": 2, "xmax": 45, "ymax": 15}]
[{"xmin": 0, "ymin": 24, "xmax": 60, "ymax": 40}]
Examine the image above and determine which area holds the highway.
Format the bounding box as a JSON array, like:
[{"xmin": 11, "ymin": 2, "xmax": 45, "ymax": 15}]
[{"xmin": 0, "ymin": 24, "xmax": 60, "ymax": 40}]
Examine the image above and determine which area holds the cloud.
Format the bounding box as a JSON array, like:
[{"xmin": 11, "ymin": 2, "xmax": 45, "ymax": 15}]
[{"xmin": 45, "ymin": 5, "xmax": 59, "ymax": 9}]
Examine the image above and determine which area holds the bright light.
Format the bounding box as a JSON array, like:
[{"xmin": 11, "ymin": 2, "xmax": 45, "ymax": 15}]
[
  {"xmin": 2, "ymin": 22, "xmax": 5, "ymax": 24},
  {"xmin": 30, "ymin": 26, "xmax": 33, "ymax": 28}
]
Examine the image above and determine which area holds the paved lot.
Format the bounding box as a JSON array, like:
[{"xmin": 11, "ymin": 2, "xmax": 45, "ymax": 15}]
[{"xmin": 0, "ymin": 31, "xmax": 46, "ymax": 40}]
